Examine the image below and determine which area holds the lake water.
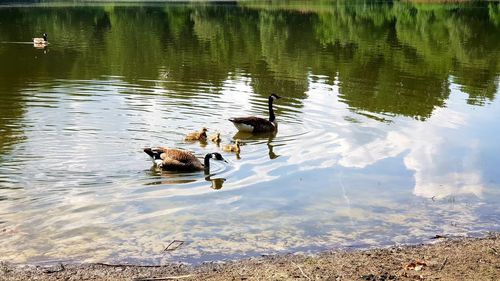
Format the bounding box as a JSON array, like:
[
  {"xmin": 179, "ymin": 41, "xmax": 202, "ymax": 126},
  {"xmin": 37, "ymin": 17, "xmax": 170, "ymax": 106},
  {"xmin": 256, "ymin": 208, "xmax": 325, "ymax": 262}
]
[{"xmin": 0, "ymin": 1, "xmax": 499, "ymax": 265}]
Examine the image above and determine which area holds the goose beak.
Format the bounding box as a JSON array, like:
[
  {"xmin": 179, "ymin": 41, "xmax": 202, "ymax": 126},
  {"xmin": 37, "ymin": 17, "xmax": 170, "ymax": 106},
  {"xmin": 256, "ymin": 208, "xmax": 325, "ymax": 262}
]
[{"xmin": 219, "ymin": 156, "xmax": 228, "ymax": 163}]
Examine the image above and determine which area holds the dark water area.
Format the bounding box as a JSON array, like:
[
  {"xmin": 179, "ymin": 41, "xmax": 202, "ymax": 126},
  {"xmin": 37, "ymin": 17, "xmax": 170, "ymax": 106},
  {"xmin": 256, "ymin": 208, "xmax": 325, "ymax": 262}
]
[{"xmin": 0, "ymin": 1, "xmax": 499, "ymax": 265}]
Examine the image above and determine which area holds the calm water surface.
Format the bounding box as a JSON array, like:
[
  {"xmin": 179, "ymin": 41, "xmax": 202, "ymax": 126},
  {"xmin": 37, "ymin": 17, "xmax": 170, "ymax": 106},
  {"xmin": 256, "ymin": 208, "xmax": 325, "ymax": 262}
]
[{"xmin": 0, "ymin": 1, "xmax": 499, "ymax": 264}]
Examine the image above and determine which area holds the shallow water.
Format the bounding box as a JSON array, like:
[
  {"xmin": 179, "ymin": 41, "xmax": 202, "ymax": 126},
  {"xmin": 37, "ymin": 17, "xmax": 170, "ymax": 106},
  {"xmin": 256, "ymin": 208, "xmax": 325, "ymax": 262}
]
[{"xmin": 0, "ymin": 1, "xmax": 499, "ymax": 265}]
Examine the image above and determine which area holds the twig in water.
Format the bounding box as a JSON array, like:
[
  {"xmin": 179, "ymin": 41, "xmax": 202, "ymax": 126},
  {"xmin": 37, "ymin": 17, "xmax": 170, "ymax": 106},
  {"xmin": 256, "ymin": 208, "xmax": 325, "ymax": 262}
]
[
  {"xmin": 438, "ymin": 256, "xmax": 448, "ymax": 271},
  {"xmin": 291, "ymin": 261, "xmax": 311, "ymax": 281},
  {"xmin": 133, "ymin": 275, "xmax": 193, "ymax": 281},
  {"xmin": 164, "ymin": 240, "xmax": 184, "ymax": 252},
  {"xmin": 94, "ymin": 263, "xmax": 126, "ymax": 267}
]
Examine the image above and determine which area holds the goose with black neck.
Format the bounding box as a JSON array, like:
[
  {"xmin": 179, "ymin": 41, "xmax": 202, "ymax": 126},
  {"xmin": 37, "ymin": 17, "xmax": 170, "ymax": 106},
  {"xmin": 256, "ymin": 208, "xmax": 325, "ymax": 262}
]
[{"xmin": 229, "ymin": 94, "xmax": 282, "ymax": 133}]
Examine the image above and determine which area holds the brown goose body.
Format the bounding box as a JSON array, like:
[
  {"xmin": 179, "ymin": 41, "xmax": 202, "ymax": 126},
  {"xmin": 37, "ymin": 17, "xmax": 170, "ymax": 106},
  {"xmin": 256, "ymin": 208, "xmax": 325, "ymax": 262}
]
[
  {"xmin": 185, "ymin": 127, "xmax": 208, "ymax": 141},
  {"xmin": 228, "ymin": 116, "xmax": 276, "ymax": 133},
  {"xmin": 144, "ymin": 147, "xmax": 225, "ymax": 173},
  {"xmin": 229, "ymin": 94, "xmax": 281, "ymax": 133}
]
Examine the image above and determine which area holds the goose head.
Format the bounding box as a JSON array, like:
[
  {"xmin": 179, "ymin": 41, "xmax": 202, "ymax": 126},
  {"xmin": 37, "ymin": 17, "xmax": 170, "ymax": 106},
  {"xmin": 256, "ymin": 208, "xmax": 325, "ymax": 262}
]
[
  {"xmin": 204, "ymin": 152, "xmax": 227, "ymax": 164},
  {"xmin": 269, "ymin": 93, "xmax": 281, "ymax": 101},
  {"xmin": 143, "ymin": 147, "xmax": 165, "ymax": 167},
  {"xmin": 210, "ymin": 152, "xmax": 227, "ymax": 162}
]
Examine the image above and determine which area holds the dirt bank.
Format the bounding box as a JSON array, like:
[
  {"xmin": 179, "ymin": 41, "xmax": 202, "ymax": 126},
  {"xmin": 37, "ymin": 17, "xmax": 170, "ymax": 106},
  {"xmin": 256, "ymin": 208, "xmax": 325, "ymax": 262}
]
[{"xmin": 1, "ymin": 233, "xmax": 498, "ymax": 280}]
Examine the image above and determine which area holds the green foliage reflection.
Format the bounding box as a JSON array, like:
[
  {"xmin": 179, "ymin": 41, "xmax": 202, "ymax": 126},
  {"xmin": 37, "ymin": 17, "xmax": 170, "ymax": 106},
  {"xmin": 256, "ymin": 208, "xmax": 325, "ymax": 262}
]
[{"xmin": 0, "ymin": 1, "xmax": 498, "ymax": 133}]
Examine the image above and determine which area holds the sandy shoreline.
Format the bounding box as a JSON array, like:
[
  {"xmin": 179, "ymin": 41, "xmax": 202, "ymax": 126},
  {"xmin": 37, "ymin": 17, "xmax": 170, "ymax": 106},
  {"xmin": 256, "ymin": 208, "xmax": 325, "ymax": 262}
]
[{"xmin": 1, "ymin": 233, "xmax": 498, "ymax": 280}]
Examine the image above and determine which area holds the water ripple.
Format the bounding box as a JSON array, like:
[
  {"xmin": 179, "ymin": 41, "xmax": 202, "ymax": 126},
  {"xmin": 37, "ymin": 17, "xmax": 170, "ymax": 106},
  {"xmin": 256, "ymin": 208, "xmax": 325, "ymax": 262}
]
[{"xmin": 0, "ymin": 70, "xmax": 498, "ymax": 265}]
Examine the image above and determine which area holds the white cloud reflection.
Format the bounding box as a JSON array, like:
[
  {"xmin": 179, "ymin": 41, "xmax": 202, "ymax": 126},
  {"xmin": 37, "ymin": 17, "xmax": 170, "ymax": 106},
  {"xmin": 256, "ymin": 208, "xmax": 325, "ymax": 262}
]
[
  {"xmin": 295, "ymin": 75, "xmax": 486, "ymax": 199},
  {"xmin": 403, "ymin": 110, "xmax": 483, "ymax": 199},
  {"xmin": 0, "ymin": 74, "xmax": 496, "ymax": 264}
]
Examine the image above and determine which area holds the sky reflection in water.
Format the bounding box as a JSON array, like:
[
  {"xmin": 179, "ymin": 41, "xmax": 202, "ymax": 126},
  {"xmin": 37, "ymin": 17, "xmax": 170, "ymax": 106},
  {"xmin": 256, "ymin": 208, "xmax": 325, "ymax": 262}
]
[{"xmin": 0, "ymin": 1, "xmax": 499, "ymax": 264}]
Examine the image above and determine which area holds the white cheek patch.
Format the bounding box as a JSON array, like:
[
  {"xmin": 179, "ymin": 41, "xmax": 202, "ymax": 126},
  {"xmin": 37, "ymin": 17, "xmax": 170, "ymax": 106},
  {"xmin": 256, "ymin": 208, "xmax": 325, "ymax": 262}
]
[
  {"xmin": 234, "ymin": 123, "xmax": 254, "ymax": 133},
  {"xmin": 154, "ymin": 159, "xmax": 164, "ymax": 166}
]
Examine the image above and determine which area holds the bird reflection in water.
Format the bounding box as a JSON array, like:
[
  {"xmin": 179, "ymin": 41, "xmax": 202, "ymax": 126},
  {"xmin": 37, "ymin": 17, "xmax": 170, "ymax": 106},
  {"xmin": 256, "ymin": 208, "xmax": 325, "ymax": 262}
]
[
  {"xmin": 145, "ymin": 168, "xmax": 227, "ymax": 190},
  {"xmin": 267, "ymin": 142, "xmax": 278, "ymax": 160},
  {"xmin": 232, "ymin": 131, "xmax": 280, "ymax": 160},
  {"xmin": 145, "ymin": 168, "xmax": 198, "ymax": 185},
  {"xmin": 33, "ymin": 43, "xmax": 47, "ymax": 50},
  {"xmin": 205, "ymin": 175, "xmax": 226, "ymax": 190}
]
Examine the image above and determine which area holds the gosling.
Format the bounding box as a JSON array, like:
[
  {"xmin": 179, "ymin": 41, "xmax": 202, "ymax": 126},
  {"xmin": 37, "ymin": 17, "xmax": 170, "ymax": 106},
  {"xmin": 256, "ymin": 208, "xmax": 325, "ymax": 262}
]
[
  {"xmin": 185, "ymin": 127, "xmax": 208, "ymax": 141},
  {"xmin": 223, "ymin": 139, "xmax": 241, "ymax": 153},
  {"xmin": 209, "ymin": 132, "xmax": 221, "ymax": 144}
]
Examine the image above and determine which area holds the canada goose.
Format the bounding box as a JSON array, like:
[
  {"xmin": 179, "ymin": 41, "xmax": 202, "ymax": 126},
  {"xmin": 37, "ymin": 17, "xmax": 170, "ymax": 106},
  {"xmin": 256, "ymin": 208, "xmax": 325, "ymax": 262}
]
[
  {"xmin": 185, "ymin": 127, "xmax": 208, "ymax": 141},
  {"xmin": 229, "ymin": 94, "xmax": 281, "ymax": 133},
  {"xmin": 144, "ymin": 147, "xmax": 226, "ymax": 173},
  {"xmin": 33, "ymin": 33, "xmax": 48, "ymax": 45},
  {"xmin": 209, "ymin": 132, "xmax": 221, "ymax": 143},
  {"xmin": 223, "ymin": 139, "xmax": 241, "ymax": 153}
]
